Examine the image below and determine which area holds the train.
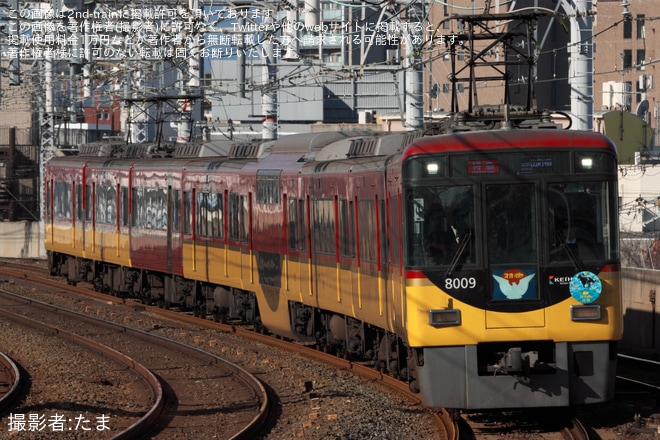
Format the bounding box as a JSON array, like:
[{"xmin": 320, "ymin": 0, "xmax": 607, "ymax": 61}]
[{"xmin": 44, "ymin": 117, "xmax": 623, "ymax": 410}]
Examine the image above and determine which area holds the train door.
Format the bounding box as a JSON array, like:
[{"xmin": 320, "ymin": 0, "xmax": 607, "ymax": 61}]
[
  {"xmin": 286, "ymin": 196, "xmax": 309, "ymax": 299},
  {"xmin": 45, "ymin": 178, "xmax": 53, "ymax": 247},
  {"xmin": 337, "ymin": 197, "xmax": 355, "ymax": 312},
  {"xmin": 83, "ymin": 180, "xmax": 92, "ymax": 253},
  {"xmin": 166, "ymin": 185, "xmax": 173, "ymax": 272},
  {"xmin": 240, "ymin": 193, "xmax": 253, "ymax": 284},
  {"xmin": 351, "ymin": 196, "xmax": 361, "ymax": 311},
  {"xmin": 310, "ymin": 177, "xmax": 339, "ymax": 308},
  {"xmin": 484, "ymin": 182, "xmax": 544, "ymax": 328}
]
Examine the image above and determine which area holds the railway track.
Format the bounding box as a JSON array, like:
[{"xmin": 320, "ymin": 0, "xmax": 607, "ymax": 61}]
[
  {"xmin": 456, "ymin": 409, "xmax": 592, "ymax": 440},
  {"xmin": 0, "ymin": 350, "xmax": 22, "ymax": 414},
  {"xmin": 0, "ymin": 287, "xmax": 269, "ymax": 439}
]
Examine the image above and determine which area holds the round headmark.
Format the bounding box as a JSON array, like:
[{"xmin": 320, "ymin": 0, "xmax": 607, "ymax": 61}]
[{"xmin": 569, "ymin": 271, "xmax": 602, "ymax": 304}]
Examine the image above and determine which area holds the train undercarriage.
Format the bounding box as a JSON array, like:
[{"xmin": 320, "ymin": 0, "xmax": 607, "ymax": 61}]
[{"xmin": 48, "ymin": 251, "xmax": 421, "ymax": 392}]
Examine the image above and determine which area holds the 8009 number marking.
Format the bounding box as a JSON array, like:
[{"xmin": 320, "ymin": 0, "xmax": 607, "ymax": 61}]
[{"xmin": 444, "ymin": 277, "xmax": 477, "ymax": 290}]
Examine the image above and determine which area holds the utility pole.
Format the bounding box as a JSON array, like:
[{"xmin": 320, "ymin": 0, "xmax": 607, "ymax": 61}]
[
  {"xmin": 261, "ymin": 12, "xmax": 277, "ymax": 140},
  {"xmin": 566, "ymin": 0, "xmax": 594, "ymax": 130},
  {"xmin": 403, "ymin": 0, "xmax": 424, "ymax": 130}
]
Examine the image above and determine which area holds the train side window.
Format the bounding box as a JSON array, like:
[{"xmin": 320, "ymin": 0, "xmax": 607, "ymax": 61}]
[
  {"xmin": 257, "ymin": 169, "xmax": 280, "ymax": 204},
  {"xmin": 85, "ymin": 184, "xmax": 92, "ymax": 222},
  {"xmin": 172, "ymin": 189, "xmax": 181, "ymax": 233},
  {"xmin": 196, "ymin": 191, "xmax": 221, "ymax": 237},
  {"xmin": 358, "ymin": 198, "xmax": 376, "ymax": 262},
  {"xmin": 197, "ymin": 192, "xmax": 208, "ymax": 237},
  {"xmin": 54, "ymin": 181, "xmax": 72, "ymax": 219},
  {"xmin": 132, "ymin": 187, "xmax": 141, "ymax": 228},
  {"xmin": 288, "ymin": 197, "xmax": 298, "ymax": 250},
  {"xmin": 212, "ymin": 193, "xmax": 222, "ymax": 238},
  {"xmin": 339, "ymin": 199, "xmax": 351, "ymax": 257},
  {"xmin": 108, "ymin": 185, "xmax": 117, "ymax": 225},
  {"xmin": 76, "ymin": 183, "xmax": 83, "ymax": 221},
  {"xmin": 45, "ymin": 181, "xmax": 51, "ymax": 219},
  {"xmin": 312, "ymin": 198, "xmax": 336, "ymax": 255},
  {"xmin": 299, "ymin": 198, "xmax": 307, "ymax": 252},
  {"xmin": 146, "ymin": 187, "xmax": 167, "ymax": 229},
  {"xmin": 229, "ymin": 192, "xmax": 239, "ymax": 241},
  {"xmin": 241, "ymin": 194, "xmax": 249, "ymax": 244},
  {"xmin": 95, "ymin": 185, "xmax": 106, "ymax": 224},
  {"xmin": 121, "ymin": 187, "xmax": 129, "ymax": 227},
  {"xmin": 183, "ymin": 190, "xmax": 192, "ymax": 234}
]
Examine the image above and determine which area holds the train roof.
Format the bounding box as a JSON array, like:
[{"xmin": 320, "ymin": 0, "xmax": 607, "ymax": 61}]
[
  {"xmin": 69, "ymin": 130, "xmax": 425, "ymax": 162},
  {"xmin": 403, "ymin": 129, "xmax": 617, "ymax": 159}
]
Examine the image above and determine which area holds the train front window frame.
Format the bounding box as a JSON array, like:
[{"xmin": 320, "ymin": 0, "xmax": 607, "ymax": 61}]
[{"xmin": 405, "ymin": 185, "xmax": 475, "ymax": 267}]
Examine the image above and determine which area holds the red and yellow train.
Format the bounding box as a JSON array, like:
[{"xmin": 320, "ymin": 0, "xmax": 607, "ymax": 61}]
[{"xmin": 45, "ymin": 124, "xmax": 622, "ymax": 410}]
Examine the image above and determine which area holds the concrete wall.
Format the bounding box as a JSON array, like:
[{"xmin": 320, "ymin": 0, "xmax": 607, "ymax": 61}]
[
  {"xmin": 621, "ymin": 268, "xmax": 660, "ymax": 358},
  {"xmin": 0, "ymin": 221, "xmax": 43, "ymax": 259}
]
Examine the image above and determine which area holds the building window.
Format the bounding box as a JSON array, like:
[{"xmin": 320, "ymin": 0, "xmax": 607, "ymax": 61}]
[
  {"xmin": 622, "ymin": 50, "xmax": 632, "ymax": 69},
  {"xmin": 637, "ymin": 15, "xmax": 645, "ymax": 39},
  {"xmin": 637, "ymin": 49, "xmax": 646, "ymax": 70},
  {"xmin": 623, "ymin": 19, "xmax": 632, "ymax": 39}
]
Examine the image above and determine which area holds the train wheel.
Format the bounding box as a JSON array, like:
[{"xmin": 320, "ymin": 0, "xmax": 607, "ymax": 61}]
[{"xmin": 408, "ymin": 380, "xmax": 419, "ymax": 393}]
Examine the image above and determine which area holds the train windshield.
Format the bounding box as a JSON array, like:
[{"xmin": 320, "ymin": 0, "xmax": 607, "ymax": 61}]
[
  {"xmin": 406, "ymin": 186, "xmax": 475, "ymax": 266},
  {"xmin": 485, "ymin": 183, "xmax": 537, "ymax": 265},
  {"xmin": 547, "ymin": 181, "xmax": 619, "ymax": 265},
  {"xmin": 405, "ymin": 179, "xmax": 619, "ymax": 268}
]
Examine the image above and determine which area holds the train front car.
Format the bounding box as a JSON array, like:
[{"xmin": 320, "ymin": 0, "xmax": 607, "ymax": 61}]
[{"xmin": 400, "ymin": 129, "xmax": 622, "ymax": 409}]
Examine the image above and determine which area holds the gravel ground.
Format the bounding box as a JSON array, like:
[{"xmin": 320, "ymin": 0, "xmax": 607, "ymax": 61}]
[
  {"xmin": 0, "ymin": 318, "xmax": 148, "ymax": 439},
  {"xmin": 0, "ymin": 280, "xmax": 443, "ymax": 439}
]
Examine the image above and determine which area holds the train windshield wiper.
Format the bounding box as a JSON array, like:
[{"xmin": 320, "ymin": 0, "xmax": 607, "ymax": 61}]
[
  {"xmin": 555, "ymin": 230, "xmax": 585, "ymax": 272},
  {"xmin": 446, "ymin": 232, "xmax": 471, "ymax": 277}
]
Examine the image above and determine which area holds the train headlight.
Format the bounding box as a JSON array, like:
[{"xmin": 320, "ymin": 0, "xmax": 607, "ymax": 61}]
[
  {"xmin": 426, "ymin": 163, "xmax": 440, "ymax": 175},
  {"xmin": 570, "ymin": 304, "xmax": 601, "ymax": 321},
  {"xmin": 580, "ymin": 157, "xmax": 594, "ymax": 169},
  {"xmin": 429, "ymin": 309, "xmax": 461, "ymax": 326}
]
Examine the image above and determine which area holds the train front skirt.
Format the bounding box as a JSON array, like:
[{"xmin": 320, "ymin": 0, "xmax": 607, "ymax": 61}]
[{"xmin": 417, "ymin": 341, "xmax": 617, "ymax": 409}]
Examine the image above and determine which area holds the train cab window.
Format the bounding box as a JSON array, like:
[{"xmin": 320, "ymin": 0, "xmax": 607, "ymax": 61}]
[
  {"xmin": 548, "ymin": 181, "xmax": 619, "ymax": 264},
  {"xmin": 406, "ymin": 186, "xmax": 474, "ymax": 267}
]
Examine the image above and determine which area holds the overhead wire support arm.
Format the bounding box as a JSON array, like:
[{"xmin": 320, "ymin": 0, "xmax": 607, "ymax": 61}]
[{"xmin": 441, "ymin": 9, "xmax": 555, "ymax": 121}]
